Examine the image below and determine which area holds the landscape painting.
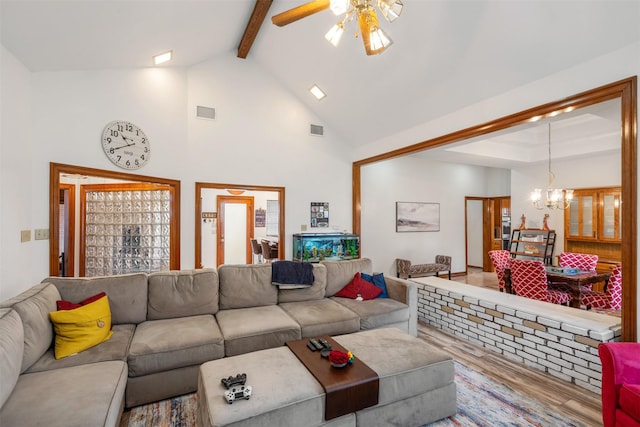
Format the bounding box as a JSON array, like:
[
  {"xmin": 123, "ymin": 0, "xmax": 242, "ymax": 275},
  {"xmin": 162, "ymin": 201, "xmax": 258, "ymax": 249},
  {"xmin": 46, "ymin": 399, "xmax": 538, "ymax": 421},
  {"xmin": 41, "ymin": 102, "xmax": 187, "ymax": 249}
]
[{"xmin": 396, "ymin": 202, "xmax": 440, "ymax": 232}]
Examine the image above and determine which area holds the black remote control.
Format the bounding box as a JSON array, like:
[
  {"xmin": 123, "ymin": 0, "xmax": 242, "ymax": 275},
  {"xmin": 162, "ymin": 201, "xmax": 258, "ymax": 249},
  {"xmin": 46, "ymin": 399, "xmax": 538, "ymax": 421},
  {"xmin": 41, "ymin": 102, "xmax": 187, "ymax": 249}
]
[
  {"xmin": 318, "ymin": 338, "xmax": 331, "ymax": 350},
  {"xmin": 309, "ymin": 338, "xmax": 324, "ymax": 351}
]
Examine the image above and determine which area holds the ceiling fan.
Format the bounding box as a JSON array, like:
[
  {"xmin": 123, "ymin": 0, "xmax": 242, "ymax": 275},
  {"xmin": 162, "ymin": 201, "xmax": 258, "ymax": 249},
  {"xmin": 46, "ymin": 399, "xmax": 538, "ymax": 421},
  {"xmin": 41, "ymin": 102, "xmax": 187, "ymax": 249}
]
[{"xmin": 271, "ymin": 0, "xmax": 403, "ymax": 55}]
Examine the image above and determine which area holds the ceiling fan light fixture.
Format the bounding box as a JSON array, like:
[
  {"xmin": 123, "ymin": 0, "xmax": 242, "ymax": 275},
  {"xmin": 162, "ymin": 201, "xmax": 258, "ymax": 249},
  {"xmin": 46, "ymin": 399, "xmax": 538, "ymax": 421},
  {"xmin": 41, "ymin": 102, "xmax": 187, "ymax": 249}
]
[
  {"xmin": 377, "ymin": 0, "xmax": 403, "ymax": 22},
  {"xmin": 325, "ymin": 22, "xmax": 345, "ymax": 47}
]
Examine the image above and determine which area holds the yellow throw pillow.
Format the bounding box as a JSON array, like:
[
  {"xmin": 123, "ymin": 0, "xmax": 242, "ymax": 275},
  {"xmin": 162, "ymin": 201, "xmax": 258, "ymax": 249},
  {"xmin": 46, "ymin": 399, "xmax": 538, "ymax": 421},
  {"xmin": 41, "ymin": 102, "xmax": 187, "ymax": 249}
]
[{"xmin": 49, "ymin": 295, "xmax": 113, "ymax": 359}]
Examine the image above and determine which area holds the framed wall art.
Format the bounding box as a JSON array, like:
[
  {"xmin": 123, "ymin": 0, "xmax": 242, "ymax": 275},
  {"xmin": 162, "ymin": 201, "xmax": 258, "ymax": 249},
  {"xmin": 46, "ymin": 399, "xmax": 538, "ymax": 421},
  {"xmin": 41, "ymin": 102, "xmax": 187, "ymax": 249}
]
[{"xmin": 396, "ymin": 202, "xmax": 440, "ymax": 232}]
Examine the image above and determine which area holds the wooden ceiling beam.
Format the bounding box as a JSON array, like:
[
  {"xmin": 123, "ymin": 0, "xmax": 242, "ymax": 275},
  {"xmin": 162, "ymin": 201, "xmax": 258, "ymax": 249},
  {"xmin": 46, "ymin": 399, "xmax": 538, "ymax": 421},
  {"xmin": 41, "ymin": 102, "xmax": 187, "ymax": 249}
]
[{"xmin": 237, "ymin": 0, "xmax": 273, "ymax": 59}]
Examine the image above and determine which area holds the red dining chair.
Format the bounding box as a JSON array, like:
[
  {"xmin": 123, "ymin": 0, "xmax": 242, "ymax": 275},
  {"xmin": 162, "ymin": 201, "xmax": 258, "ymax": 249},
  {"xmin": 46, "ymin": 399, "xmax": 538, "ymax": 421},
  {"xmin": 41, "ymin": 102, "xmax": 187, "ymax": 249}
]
[
  {"xmin": 488, "ymin": 250, "xmax": 511, "ymax": 292},
  {"xmin": 581, "ymin": 264, "xmax": 622, "ymax": 310},
  {"xmin": 510, "ymin": 259, "xmax": 572, "ymax": 305},
  {"xmin": 552, "ymin": 252, "xmax": 600, "ymax": 291}
]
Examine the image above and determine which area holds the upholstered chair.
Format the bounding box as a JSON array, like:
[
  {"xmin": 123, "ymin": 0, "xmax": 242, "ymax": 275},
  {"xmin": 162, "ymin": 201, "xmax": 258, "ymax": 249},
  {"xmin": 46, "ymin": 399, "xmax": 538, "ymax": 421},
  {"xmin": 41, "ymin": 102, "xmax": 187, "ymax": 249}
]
[
  {"xmin": 250, "ymin": 239, "xmax": 263, "ymax": 263},
  {"xmin": 559, "ymin": 252, "xmax": 599, "ymax": 291},
  {"xmin": 599, "ymin": 342, "xmax": 640, "ymax": 427},
  {"xmin": 580, "ymin": 264, "xmax": 622, "ymax": 310},
  {"xmin": 510, "ymin": 259, "xmax": 571, "ymax": 305},
  {"xmin": 260, "ymin": 240, "xmax": 278, "ymax": 263},
  {"xmin": 488, "ymin": 250, "xmax": 511, "ymax": 292}
]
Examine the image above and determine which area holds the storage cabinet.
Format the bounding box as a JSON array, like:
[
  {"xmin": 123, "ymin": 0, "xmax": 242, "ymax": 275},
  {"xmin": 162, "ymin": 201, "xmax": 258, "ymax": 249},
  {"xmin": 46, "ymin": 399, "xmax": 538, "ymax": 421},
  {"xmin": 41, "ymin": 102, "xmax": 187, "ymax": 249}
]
[
  {"xmin": 564, "ymin": 187, "xmax": 621, "ymax": 272},
  {"xmin": 292, "ymin": 233, "xmax": 359, "ymax": 263},
  {"xmin": 509, "ymin": 229, "xmax": 556, "ymax": 265}
]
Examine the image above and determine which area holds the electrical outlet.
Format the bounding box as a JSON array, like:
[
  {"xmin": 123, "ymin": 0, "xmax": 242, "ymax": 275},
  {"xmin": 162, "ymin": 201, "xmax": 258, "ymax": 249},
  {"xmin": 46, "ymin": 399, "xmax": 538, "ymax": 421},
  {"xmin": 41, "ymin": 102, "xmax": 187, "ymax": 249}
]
[
  {"xmin": 21, "ymin": 230, "xmax": 31, "ymax": 242},
  {"xmin": 35, "ymin": 228, "xmax": 50, "ymax": 240},
  {"xmin": 301, "ymin": 224, "xmax": 307, "ymax": 231}
]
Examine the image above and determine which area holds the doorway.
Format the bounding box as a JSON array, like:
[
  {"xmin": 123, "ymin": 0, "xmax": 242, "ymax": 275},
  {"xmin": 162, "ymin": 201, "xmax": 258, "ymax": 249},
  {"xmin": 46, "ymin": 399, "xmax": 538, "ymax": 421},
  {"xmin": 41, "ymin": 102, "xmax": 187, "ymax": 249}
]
[
  {"xmin": 216, "ymin": 196, "xmax": 254, "ymax": 265},
  {"xmin": 58, "ymin": 183, "xmax": 75, "ymax": 276}
]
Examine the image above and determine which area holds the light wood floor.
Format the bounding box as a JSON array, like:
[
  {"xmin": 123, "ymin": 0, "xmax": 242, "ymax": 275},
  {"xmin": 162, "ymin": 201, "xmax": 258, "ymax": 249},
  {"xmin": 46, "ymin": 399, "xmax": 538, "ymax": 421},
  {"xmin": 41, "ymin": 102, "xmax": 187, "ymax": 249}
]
[{"xmin": 423, "ymin": 267, "xmax": 603, "ymax": 426}]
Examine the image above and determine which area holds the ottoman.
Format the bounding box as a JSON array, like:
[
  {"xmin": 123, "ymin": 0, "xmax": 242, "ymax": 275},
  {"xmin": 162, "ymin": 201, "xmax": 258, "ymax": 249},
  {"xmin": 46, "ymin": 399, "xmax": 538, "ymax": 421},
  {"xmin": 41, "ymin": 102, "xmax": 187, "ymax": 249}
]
[{"xmin": 197, "ymin": 328, "xmax": 456, "ymax": 427}]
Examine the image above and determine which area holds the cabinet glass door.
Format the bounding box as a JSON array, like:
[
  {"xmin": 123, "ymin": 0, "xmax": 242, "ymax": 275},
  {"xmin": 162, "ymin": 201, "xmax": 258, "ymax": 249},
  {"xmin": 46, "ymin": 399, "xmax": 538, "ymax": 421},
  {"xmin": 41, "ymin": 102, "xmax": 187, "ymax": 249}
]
[
  {"xmin": 568, "ymin": 194, "xmax": 595, "ymax": 239},
  {"xmin": 601, "ymin": 191, "xmax": 622, "ymax": 240}
]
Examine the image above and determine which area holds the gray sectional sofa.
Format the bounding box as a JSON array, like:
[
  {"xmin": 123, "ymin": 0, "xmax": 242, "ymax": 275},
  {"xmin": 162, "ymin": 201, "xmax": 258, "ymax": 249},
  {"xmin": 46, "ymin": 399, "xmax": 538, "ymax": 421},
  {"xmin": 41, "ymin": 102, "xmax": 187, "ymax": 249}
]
[{"xmin": 0, "ymin": 258, "xmax": 417, "ymax": 427}]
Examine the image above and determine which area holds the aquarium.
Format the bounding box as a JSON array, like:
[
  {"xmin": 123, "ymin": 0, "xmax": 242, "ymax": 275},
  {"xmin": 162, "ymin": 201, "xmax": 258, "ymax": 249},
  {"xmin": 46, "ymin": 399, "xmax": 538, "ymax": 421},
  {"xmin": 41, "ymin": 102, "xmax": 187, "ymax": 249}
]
[{"xmin": 292, "ymin": 233, "xmax": 359, "ymax": 263}]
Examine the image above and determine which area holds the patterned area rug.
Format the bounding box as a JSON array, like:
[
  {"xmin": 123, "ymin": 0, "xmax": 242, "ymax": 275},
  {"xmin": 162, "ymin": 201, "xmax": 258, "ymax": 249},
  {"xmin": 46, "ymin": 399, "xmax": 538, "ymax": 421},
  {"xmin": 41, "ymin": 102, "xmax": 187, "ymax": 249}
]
[{"xmin": 123, "ymin": 361, "xmax": 586, "ymax": 427}]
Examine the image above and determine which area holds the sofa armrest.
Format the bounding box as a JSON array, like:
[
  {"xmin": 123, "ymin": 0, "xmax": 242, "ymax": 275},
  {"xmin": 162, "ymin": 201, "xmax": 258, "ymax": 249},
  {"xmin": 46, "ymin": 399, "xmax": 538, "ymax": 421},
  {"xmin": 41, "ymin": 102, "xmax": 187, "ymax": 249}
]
[
  {"xmin": 383, "ymin": 275, "xmax": 418, "ymax": 337},
  {"xmin": 599, "ymin": 342, "xmax": 640, "ymax": 427}
]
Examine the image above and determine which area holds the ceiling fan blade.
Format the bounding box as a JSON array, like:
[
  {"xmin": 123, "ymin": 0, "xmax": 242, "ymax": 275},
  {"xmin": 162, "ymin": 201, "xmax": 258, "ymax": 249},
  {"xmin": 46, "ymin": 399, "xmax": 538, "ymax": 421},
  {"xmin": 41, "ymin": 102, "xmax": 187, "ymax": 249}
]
[{"xmin": 271, "ymin": 0, "xmax": 330, "ymax": 26}]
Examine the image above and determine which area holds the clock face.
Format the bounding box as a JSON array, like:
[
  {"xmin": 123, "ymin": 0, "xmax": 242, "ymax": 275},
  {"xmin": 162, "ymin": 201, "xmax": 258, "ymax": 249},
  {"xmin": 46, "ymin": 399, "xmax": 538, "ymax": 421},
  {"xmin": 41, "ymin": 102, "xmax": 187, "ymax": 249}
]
[{"xmin": 101, "ymin": 121, "xmax": 150, "ymax": 170}]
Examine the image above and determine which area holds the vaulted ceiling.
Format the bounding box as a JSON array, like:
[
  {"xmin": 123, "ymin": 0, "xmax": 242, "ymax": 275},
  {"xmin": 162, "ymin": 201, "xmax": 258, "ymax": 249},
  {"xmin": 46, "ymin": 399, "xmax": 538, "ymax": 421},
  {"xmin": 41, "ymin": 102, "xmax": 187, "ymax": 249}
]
[{"xmin": 2, "ymin": 0, "xmax": 639, "ymax": 156}]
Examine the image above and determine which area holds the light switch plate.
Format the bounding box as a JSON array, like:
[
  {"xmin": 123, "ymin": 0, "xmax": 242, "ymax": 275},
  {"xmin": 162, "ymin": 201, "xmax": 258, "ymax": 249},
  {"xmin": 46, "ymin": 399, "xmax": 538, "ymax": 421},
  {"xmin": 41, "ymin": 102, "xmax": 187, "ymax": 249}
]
[
  {"xmin": 301, "ymin": 224, "xmax": 307, "ymax": 231},
  {"xmin": 35, "ymin": 228, "xmax": 50, "ymax": 240},
  {"xmin": 21, "ymin": 230, "xmax": 31, "ymax": 242}
]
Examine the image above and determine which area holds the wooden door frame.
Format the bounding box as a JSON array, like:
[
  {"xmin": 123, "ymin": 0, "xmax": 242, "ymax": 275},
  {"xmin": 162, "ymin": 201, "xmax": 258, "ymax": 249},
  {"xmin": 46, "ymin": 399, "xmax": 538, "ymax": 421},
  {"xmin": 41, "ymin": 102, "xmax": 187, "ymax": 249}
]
[
  {"xmin": 216, "ymin": 196, "xmax": 254, "ymax": 266},
  {"xmin": 58, "ymin": 183, "xmax": 75, "ymax": 276},
  {"xmin": 195, "ymin": 182, "xmax": 285, "ymax": 269},
  {"xmin": 464, "ymin": 196, "xmax": 493, "ymax": 272}
]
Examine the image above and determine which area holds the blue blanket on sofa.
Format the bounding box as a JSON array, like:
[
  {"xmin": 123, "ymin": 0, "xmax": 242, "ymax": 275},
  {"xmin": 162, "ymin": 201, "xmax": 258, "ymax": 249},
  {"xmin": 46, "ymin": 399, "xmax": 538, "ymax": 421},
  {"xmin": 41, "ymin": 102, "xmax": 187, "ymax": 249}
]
[{"xmin": 271, "ymin": 261, "xmax": 314, "ymax": 286}]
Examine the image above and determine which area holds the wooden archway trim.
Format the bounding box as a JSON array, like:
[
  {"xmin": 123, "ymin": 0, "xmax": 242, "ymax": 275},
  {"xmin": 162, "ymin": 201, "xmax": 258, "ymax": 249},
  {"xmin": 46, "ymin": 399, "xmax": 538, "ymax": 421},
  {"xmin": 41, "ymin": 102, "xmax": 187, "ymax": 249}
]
[{"xmin": 352, "ymin": 77, "xmax": 637, "ymax": 341}]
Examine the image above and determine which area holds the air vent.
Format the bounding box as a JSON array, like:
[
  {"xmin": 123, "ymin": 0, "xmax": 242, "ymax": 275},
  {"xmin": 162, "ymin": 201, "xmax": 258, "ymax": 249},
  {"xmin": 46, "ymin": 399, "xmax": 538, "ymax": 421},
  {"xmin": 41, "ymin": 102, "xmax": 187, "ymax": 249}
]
[
  {"xmin": 310, "ymin": 124, "xmax": 324, "ymax": 136},
  {"xmin": 196, "ymin": 106, "xmax": 215, "ymax": 120}
]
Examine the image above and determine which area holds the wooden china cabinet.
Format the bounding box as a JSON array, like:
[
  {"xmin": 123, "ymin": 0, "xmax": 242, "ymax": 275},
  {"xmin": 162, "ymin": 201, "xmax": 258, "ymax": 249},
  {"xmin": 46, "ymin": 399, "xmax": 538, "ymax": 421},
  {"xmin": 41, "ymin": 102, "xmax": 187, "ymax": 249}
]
[{"xmin": 564, "ymin": 186, "xmax": 621, "ymax": 274}]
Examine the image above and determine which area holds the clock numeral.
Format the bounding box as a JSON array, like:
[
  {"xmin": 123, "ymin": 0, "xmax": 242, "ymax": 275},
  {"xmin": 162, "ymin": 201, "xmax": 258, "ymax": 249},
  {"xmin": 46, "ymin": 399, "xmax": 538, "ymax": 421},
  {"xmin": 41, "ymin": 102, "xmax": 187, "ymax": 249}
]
[
  {"xmin": 144, "ymin": 147, "xmax": 149, "ymax": 153},
  {"xmin": 141, "ymin": 154, "xmax": 145, "ymax": 160},
  {"xmin": 141, "ymin": 138, "xmax": 147, "ymax": 144},
  {"xmin": 126, "ymin": 160, "xmax": 131, "ymax": 167},
  {"xmin": 106, "ymin": 137, "xmax": 112, "ymax": 144},
  {"xmin": 117, "ymin": 155, "xmax": 122, "ymax": 162},
  {"xmin": 109, "ymin": 147, "xmax": 115, "ymax": 154},
  {"xmin": 117, "ymin": 124, "xmax": 124, "ymax": 132},
  {"xmin": 135, "ymin": 159, "xmax": 140, "ymax": 166},
  {"xmin": 126, "ymin": 123, "xmax": 133, "ymax": 132}
]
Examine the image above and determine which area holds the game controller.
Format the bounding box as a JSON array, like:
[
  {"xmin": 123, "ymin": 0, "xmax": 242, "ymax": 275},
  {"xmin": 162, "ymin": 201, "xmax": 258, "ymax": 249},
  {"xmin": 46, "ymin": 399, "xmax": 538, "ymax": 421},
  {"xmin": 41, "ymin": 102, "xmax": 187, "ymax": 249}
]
[
  {"xmin": 221, "ymin": 373, "xmax": 247, "ymax": 389},
  {"xmin": 224, "ymin": 385, "xmax": 252, "ymax": 404}
]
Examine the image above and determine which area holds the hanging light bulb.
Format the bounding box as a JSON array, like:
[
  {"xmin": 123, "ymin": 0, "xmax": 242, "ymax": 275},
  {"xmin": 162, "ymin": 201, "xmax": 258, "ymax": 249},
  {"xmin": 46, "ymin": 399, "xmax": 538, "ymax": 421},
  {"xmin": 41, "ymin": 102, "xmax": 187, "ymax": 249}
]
[
  {"xmin": 377, "ymin": 0, "xmax": 403, "ymax": 22},
  {"xmin": 325, "ymin": 22, "xmax": 345, "ymax": 46},
  {"xmin": 330, "ymin": 0, "xmax": 349, "ymax": 15},
  {"xmin": 357, "ymin": 6, "xmax": 393, "ymax": 55}
]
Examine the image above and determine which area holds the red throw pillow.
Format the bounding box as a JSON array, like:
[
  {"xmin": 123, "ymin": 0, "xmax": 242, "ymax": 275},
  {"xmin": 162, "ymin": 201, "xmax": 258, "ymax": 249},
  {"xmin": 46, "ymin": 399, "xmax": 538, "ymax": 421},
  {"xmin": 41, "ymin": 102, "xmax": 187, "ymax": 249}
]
[
  {"xmin": 56, "ymin": 292, "xmax": 107, "ymax": 311},
  {"xmin": 335, "ymin": 273, "xmax": 382, "ymax": 300}
]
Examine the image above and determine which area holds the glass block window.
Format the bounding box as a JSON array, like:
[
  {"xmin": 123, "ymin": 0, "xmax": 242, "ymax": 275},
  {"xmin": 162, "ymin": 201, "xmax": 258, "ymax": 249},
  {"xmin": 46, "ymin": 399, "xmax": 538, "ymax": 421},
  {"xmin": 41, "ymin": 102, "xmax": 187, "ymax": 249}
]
[{"xmin": 82, "ymin": 184, "xmax": 172, "ymax": 277}]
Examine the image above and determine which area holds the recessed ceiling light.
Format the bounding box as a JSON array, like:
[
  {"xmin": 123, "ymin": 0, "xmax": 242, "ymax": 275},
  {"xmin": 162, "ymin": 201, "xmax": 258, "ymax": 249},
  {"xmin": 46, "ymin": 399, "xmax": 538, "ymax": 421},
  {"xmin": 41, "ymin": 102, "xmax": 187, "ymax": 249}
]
[
  {"xmin": 153, "ymin": 51, "xmax": 173, "ymax": 66},
  {"xmin": 309, "ymin": 84, "xmax": 326, "ymax": 100}
]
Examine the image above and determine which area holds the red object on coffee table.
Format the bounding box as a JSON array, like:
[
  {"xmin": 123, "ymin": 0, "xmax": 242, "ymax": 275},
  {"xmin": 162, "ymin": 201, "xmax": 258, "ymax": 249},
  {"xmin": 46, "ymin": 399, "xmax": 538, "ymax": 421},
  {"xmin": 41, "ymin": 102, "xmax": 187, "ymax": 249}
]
[{"xmin": 286, "ymin": 336, "xmax": 379, "ymax": 420}]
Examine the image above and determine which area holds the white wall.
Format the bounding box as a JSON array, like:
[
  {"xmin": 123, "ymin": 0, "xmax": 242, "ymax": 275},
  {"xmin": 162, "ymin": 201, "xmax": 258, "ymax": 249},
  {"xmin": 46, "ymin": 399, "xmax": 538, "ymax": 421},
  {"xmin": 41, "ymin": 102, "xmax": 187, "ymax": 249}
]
[
  {"xmin": 1, "ymin": 46, "xmax": 36, "ymax": 301},
  {"xmin": 360, "ymin": 155, "xmax": 506, "ymax": 276},
  {"xmin": 0, "ymin": 51, "xmax": 354, "ymax": 300}
]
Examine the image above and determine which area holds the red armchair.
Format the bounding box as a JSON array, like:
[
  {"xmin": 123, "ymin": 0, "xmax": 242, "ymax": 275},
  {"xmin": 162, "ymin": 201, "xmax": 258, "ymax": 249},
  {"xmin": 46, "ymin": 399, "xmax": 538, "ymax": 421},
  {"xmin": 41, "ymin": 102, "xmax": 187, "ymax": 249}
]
[{"xmin": 599, "ymin": 342, "xmax": 640, "ymax": 427}]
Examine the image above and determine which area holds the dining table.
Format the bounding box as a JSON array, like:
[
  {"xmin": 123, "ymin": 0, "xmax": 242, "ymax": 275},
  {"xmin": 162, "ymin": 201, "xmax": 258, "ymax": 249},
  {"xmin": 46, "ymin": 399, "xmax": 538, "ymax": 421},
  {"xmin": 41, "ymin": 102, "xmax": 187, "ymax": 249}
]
[{"xmin": 503, "ymin": 267, "xmax": 611, "ymax": 308}]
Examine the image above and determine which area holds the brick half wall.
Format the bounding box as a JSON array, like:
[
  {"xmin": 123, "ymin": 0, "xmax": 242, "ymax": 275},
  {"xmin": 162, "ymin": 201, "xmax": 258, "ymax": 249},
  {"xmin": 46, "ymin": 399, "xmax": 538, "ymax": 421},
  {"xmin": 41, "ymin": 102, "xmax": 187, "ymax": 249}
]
[{"xmin": 414, "ymin": 277, "xmax": 622, "ymax": 393}]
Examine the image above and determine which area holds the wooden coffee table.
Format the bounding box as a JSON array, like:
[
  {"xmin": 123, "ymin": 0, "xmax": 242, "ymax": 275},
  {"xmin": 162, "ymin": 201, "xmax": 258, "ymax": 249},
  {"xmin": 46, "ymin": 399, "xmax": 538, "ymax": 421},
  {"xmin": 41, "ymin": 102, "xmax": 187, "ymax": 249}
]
[{"xmin": 286, "ymin": 336, "xmax": 379, "ymax": 420}]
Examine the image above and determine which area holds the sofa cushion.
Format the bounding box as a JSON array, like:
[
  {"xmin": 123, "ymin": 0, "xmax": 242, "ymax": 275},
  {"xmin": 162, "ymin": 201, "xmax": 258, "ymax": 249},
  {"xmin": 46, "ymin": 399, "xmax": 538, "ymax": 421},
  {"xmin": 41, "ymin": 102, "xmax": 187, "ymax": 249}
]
[
  {"xmin": 321, "ymin": 258, "xmax": 373, "ymax": 297},
  {"xmin": 218, "ymin": 264, "xmax": 277, "ymax": 309},
  {"xmin": 25, "ymin": 324, "xmax": 135, "ymax": 374},
  {"xmin": 279, "ymin": 299, "xmax": 360, "ymax": 338},
  {"xmin": 215, "ymin": 305, "xmax": 301, "ymax": 356},
  {"xmin": 620, "ymin": 383, "xmax": 640, "ymax": 423},
  {"xmin": 361, "ymin": 272, "xmax": 389, "ymax": 298},
  {"xmin": 0, "ymin": 309, "xmax": 23, "ymax": 408},
  {"xmin": 335, "ymin": 272, "xmax": 382, "ymax": 300},
  {"xmin": 333, "ymin": 328, "xmax": 454, "ymax": 407},
  {"xmin": 0, "ymin": 282, "xmax": 60, "ymax": 372},
  {"xmin": 128, "ymin": 314, "xmax": 224, "ymax": 377},
  {"xmin": 49, "ymin": 294, "xmax": 113, "ymax": 359},
  {"xmin": 0, "ymin": 360, "xmax": 127, "ymax": 427},
  {"xmin": 278, "ymin": 264, "xmax": 327, "ymax": 303},
  {"xmin": 147, "ymin": 269, "xmax": 219, "ymax": 320},
  {"xmin": 45, "ymin": 273, "xmax": 148, "ymax": 325},
  {"xmin": 331, "ymin": 296, "xmax": 410, "ymax": 331}
]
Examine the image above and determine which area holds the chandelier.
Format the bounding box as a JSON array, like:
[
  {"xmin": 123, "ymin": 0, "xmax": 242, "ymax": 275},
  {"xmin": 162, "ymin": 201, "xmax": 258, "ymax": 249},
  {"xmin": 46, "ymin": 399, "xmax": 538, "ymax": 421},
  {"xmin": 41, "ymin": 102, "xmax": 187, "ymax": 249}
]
[
  {"xmin": 324, "ymin": 0, "xmax": 403, "ymax": 55},
  {"xmin": 530, "ymin": 123, "xmax": 574, "ymax": 210}
]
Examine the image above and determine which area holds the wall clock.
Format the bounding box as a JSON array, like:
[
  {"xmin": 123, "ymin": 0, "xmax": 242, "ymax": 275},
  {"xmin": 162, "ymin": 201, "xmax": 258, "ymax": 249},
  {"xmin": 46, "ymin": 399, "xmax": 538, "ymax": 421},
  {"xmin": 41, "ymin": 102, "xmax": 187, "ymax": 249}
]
[{"xmin": 101, "ymin": 120, "xmax": 150, "ymax": 169}]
